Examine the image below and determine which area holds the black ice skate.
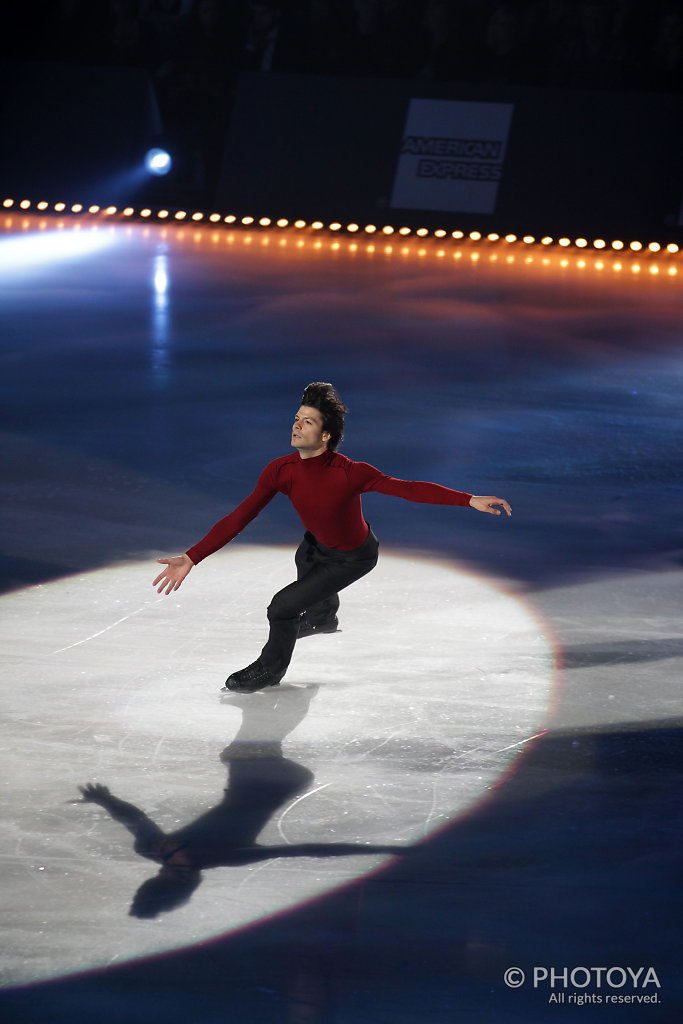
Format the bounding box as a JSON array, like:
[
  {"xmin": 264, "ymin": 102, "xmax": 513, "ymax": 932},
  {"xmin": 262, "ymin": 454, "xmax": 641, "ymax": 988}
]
[
  {"xmin": 297, "ymin": 615, "xmax": 339, "ymax": 638},
  {"xmin": 223, "ymin": 659, "xmax": 286, "ymax": 694}
]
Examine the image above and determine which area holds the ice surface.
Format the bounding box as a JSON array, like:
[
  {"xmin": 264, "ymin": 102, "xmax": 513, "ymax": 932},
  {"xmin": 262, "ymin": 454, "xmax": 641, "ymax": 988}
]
[{"xmin": 0, "ymin": 547, "xmax": 553, "ymax": 984}]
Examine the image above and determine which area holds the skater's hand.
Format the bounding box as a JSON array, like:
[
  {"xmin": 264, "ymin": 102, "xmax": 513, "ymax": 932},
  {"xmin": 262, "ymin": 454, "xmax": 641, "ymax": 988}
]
[
  {"xmin": 153, "ymin": 553, "xmax": 194, "ymax": 594},
  {"xmin": 469, "ymin": 495, "xmax": 512, "ymax": 517}
]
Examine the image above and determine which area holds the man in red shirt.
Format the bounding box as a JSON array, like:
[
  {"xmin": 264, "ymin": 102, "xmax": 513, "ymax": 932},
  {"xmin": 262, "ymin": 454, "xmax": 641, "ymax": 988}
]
[{"xmin": 153, "ymin": 382, "xmax": 511, "ymax": 693}]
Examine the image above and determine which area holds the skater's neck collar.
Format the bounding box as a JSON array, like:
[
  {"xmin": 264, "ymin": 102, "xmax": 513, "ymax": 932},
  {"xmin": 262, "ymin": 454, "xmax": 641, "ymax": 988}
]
[{"xmin": 297, "ymin": 448, "xmax": 332, "ymax": 464}]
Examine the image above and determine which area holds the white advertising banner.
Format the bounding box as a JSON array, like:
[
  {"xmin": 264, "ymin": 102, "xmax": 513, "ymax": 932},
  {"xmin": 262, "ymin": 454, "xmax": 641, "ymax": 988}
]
[{"xmin": 391, "ymin": 98, "xmax": 514, "ymax": 215}]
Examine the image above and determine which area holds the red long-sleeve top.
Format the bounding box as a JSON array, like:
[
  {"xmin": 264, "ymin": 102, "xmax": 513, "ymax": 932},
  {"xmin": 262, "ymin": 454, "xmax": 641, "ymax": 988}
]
[{"xmin": 186, "ymin": 450, "xmax": 472, "ymax": 564}]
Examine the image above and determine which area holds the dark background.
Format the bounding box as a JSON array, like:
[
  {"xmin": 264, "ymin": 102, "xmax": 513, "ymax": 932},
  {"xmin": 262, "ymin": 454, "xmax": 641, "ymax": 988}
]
[{"xmin": 2, "ymin": 0, "xmax": 682, "ymax": 238}]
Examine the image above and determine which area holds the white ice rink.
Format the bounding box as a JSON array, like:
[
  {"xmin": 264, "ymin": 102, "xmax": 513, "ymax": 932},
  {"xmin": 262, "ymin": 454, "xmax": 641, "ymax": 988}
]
[{"xmin": 1, "ymin": 546, "xmax": 554, "ymax": 984}]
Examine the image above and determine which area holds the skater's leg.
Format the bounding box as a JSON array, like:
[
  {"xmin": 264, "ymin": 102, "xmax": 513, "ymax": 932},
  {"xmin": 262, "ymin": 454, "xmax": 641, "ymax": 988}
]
[
  {"xmin": 295, "ymin": 533, "xmax": 339, "ymax": 627},
  {"xmin": 261, "ymin": 530, "xmax": 378, "ymax": 671},
  {"xmin": 225, "ymin": 531, "xmax": 378, "ymax": 693}
]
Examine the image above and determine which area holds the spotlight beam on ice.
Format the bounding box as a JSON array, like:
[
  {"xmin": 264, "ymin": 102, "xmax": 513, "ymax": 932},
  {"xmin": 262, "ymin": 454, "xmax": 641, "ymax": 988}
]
[
  {"xmin": 0, "ymin": 229, "xmax": 120, "ymax": 278},
  {"xmin": 0, "ymin": 547, "xmax": 555, "ymax": 984}
]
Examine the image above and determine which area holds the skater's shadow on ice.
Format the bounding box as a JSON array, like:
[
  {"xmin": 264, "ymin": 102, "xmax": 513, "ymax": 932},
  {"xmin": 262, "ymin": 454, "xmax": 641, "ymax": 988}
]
[{"xmin": 79, "ymin": 684, "xmax": 406, "ymax": 917}]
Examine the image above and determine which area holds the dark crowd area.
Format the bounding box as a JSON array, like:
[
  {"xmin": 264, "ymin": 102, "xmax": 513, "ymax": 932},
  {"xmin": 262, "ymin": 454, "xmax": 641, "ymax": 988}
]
[
  {"xmin": 3, "ymin": 0, "xmax": 681, "ymax": 205},
  {"xmin": 5, "ymin": 0, "xmax": 682, "ymax": 94}
]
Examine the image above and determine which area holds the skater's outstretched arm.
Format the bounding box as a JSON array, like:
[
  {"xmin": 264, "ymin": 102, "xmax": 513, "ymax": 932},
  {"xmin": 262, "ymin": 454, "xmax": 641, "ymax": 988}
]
[
  {"xmin": 79, "ymin": 783, "xmax": 166, "ymax": 859},
  {"xmin": 350, "ymin": 463, "xmax": 511, "ymax": 517},
  {"xmin": 153, "ymin": 553, "xmax": 194, "ymax": 595}
]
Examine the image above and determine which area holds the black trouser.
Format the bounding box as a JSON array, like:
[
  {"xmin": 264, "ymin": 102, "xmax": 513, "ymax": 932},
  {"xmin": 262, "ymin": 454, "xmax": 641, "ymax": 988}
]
[{"xmin": 260, "ymin": 528, "xmax": 379, "ymax": 672}]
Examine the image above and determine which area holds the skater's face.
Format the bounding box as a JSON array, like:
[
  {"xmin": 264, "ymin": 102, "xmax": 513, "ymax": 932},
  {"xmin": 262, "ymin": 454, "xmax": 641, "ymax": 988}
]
[{"xmin": 291, "ymin": 405, "xmax": 330, "ymax": 457}]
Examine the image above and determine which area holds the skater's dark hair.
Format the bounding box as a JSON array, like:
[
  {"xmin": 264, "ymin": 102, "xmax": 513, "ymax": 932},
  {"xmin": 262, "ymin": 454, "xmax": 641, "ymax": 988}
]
[{"xmin": 300, "ymin": 382, "xmax": 348, "ymax": 451}]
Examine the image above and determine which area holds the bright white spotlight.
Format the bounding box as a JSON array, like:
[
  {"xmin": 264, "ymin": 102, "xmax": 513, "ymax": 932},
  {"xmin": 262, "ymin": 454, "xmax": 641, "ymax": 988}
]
[
  {"xmin": 0, "ymin": 545, "xmax": 554, "ymax": 983},
  {"xmin": 144, "ymin": 148, "xmax": 172, "ymax": 176},
  {"xmin": 0, "ymin": 229, "xmax": 119, "ymax": 277}
]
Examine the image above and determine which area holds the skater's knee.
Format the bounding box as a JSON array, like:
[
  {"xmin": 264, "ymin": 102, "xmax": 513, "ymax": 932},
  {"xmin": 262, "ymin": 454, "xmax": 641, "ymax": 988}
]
[{"xmin": 267, "ymin": 593, "xmax": 298, "ymax": 622}]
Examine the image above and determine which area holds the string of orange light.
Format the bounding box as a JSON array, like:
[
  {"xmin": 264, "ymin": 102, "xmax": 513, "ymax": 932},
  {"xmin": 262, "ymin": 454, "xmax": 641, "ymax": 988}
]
[{"xmin": 2, "ymin": 198, "xmax": 680, "ymax": 256}]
